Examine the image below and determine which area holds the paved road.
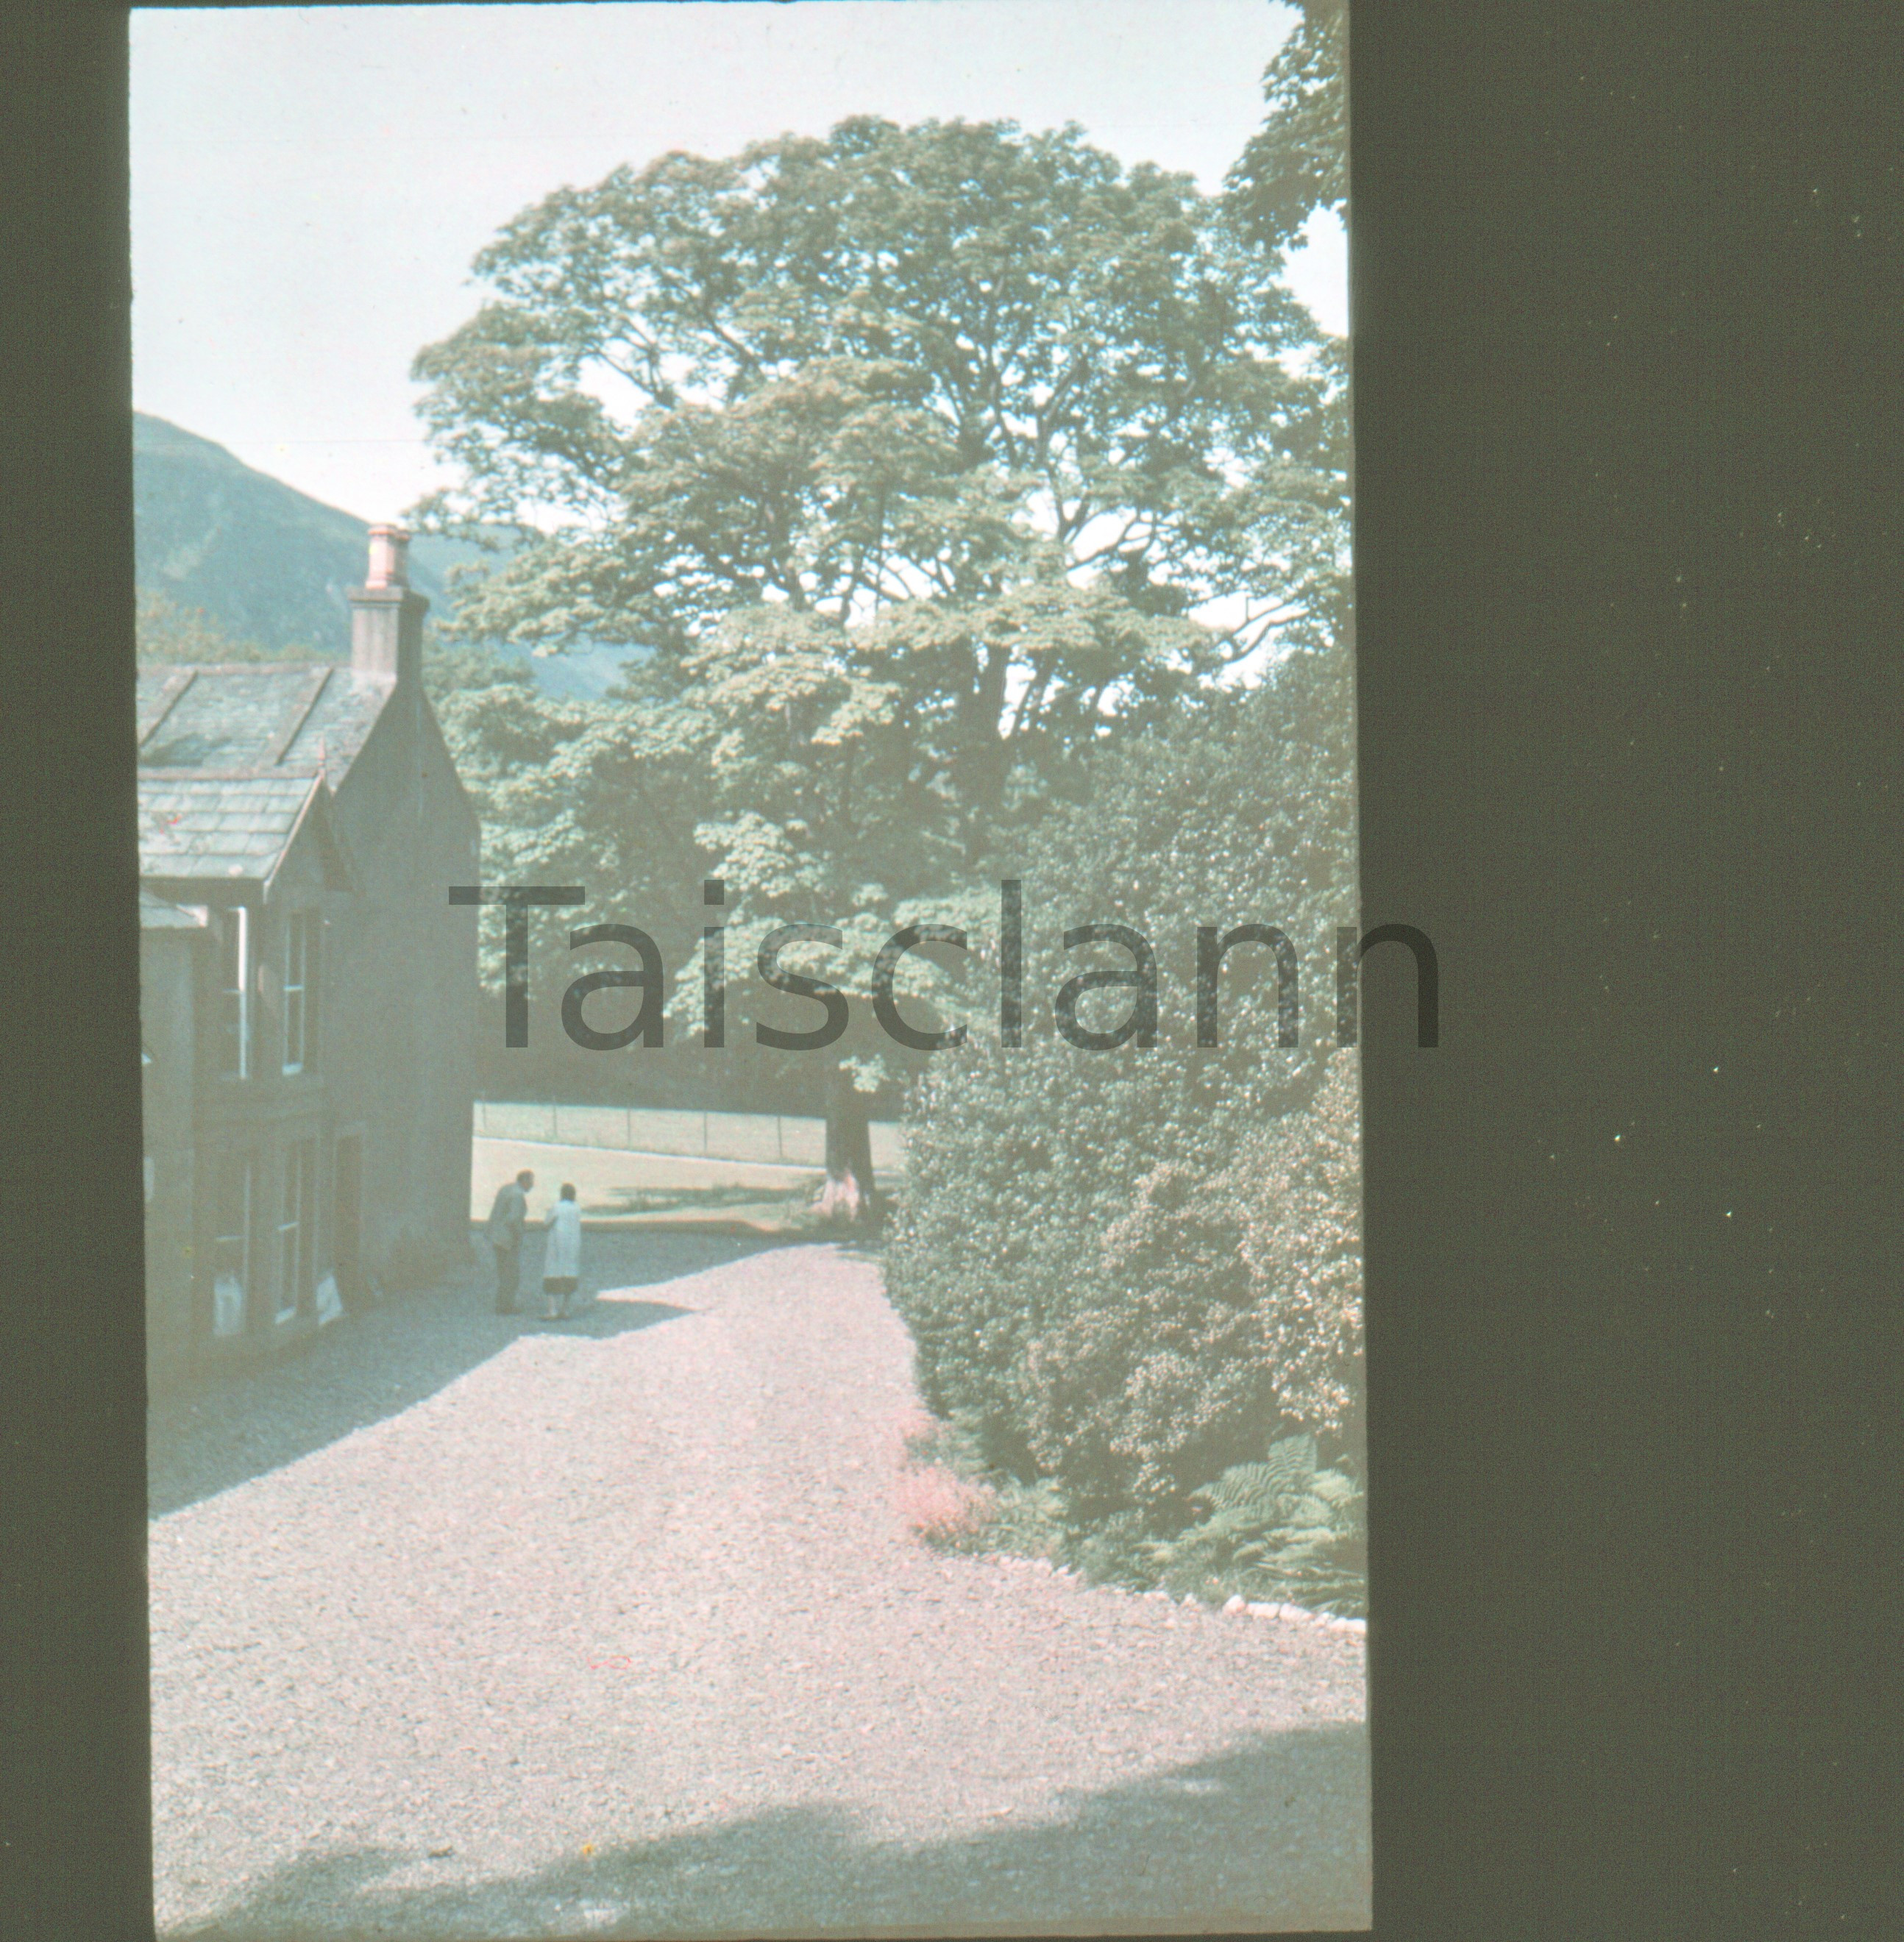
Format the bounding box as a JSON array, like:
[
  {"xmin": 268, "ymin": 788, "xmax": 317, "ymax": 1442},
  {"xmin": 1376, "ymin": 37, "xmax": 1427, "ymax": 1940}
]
[{"xmin": 150, "ymin": 1237, "xmax": 1370, "ymax": 1938}]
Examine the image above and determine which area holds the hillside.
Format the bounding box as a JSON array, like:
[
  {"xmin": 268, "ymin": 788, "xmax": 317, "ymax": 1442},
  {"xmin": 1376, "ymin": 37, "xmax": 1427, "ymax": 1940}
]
[{"xmin": 132, "ymin": 413, "xmax": 637, "ymax": 697}]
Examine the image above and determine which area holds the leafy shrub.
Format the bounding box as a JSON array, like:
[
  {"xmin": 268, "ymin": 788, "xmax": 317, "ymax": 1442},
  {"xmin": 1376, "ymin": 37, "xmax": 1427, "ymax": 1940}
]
[
  {"xmin": 898, "ymin": 1412, "xmax": 1059, "ymax": 1559},
  {"xmin": 1143, "ymin": 1431, "xmax": 1367, "ymax": 1615},
  {"xmin": 893, "ymin": 1464, "xmax": 997, "ymax": 1547},
  {"xmin": 892, "ymin": 1406, "xmax": 1365, "ymax": 1613},
  {"xmin": 885, "ymin": 652, "xmax": 1362, "ymax": 1522},
  {"xmin": 1012, "ymin": 1055, "xmax": 1361, "ymax": 1518},
  {"xmin": 1058, "ymin": 1509, "xmax": 1157, "ymax": 1589},
  {"xmin": 982, "ymin": 1476, "xmax": 1071, "ymax": 1561}
]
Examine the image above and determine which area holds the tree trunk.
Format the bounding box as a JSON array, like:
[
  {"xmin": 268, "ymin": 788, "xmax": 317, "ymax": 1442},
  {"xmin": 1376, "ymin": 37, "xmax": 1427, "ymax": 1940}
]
[{"xmin": 814, "ymin": 1063, "xmax": 878, "ymax": 1228}]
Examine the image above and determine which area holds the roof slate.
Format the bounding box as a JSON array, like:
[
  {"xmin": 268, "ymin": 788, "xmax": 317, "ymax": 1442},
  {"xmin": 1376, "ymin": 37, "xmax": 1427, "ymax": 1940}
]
[
  {"xmin": 135, "ymin": 662, "xmax": 392, "ymax": 780},
  {"xmin": 138, "ymin": 772, "xmax": 322, "ymax": 883},
  {"xmin": 280, "ymin": 668, "xmax": 394, "ymax": 771},
  {"xmin": 136, "ymin": 659, "xmax": 396, "ymax": 884}
]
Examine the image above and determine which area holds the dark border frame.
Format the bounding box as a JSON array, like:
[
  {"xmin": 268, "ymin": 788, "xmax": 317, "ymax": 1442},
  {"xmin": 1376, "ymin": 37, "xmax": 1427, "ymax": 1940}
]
[{"xmin": 5, "ymin": 4, "xmax": 1903, "ymax": 1937}]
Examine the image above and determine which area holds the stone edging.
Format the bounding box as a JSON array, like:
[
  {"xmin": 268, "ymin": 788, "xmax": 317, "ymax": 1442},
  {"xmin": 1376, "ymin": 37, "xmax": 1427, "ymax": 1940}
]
[
  {"xmin": 990, "ymin": 1555, "xmax": 1366, "ymax": 1636},
  {"xmin": 1223, "ymin": 1591, "xmax": 1367, "ymax": 1635}
]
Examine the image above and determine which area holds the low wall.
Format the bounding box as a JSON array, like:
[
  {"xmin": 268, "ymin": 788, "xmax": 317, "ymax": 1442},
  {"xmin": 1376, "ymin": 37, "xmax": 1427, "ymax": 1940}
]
[{"xmin": 473, "ymin": 1100, "xmax": 906, "ymax": 1173}]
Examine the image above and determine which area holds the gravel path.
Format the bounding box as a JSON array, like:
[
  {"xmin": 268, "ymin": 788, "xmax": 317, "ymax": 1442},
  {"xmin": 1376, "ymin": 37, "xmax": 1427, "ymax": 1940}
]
[{"xmin": 151, "ymin": 1237, "xmax": 1369, "ymax": 1938}]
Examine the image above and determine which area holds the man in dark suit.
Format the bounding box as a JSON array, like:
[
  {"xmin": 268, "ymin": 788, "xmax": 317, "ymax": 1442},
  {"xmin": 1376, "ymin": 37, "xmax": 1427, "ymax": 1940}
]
[{"xmin": 485, "ymin": 1169, "xmax": 534, "ymax": 1315}]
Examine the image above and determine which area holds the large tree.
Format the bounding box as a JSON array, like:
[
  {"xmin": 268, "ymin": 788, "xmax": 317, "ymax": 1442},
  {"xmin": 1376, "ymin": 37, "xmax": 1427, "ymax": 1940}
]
[
  {"xmin": 413, "ymin": 116, "xmax": 1350, "ymax": 1220},
  {"xmin": 1225, "ymin": 0, "xmax": 1348, "ymax": 259}
]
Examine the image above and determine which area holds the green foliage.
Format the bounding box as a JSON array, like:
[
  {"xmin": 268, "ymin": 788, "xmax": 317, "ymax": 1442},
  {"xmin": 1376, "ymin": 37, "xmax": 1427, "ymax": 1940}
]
[
  {"xmin": 422, "ymin": 636, "xmax": 534, "ymax": 707},
  {"xmin": 1203, "ymin": 1429, "xmax": 1324, "ymax": 1515},
  {"xmin": 903, "ymin": 1411, "xmax": 1088, "ymax": 1567},
  {"xmin": 981, "ymin": 1476, "xmax": 1072, "ymax": 1562},
  {"xmin": 1225, "ymin": 0, "xmax": 1349, "ymax": 258},
  {"xmin": 884, "ymin": 651, "xmax": 1361, "ymax": 1520},
  {"xmin": 1144, "ymin": 1433, "xmax": 1367, "ymax": 1616},
  {"xmin": 413, "ymin": 118, "xmax": 1350, "ymax": 1103},
  {"xmin": 413, "ymin": 116, "xmax": 1347, "ymax": 662},
  {"xmin": 1059, "ymin": 1509, "xmax": 1157, "ymax": 1590},
  {"xmin": 900, "ymin": 1407, "xmax": 1364, "ymax": 1615},
  {"xmin": 136, "ymin": 588, "xmax": 285, "ymax": 664}
]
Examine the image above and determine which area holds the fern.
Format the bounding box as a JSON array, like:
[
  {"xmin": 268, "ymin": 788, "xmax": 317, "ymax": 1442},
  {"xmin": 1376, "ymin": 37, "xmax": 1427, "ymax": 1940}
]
[
  {"xmin": 1148, "ymin": 1431, "xmax": 1367, "ymax": 1615},
  {"xmin": 1194, "ymin": 1432, "xmax": 1320, "ymax": 1521},
  {"xmin": 1308, "ymin": 1466, "xmax": 1359, "ymax": 1507}
]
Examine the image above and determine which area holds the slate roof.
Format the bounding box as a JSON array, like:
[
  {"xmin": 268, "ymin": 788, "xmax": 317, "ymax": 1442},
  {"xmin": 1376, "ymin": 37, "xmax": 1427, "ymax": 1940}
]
[
  {"xmin": 136, "ymin": 662, "xmax": 391, "ymax": 776},
  {"xmin": 138, "ymin": 772, "xmax": 330, "ymax": 885},
  {"xmin": 136, "ymin": 661, "xmax": 391, "ymax": 887}
]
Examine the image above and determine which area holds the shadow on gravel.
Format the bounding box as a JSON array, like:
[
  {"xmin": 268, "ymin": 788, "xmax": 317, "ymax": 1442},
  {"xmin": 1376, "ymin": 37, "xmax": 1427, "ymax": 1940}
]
[
  {"xmin": 514, "ymin": 1297, "xmax": 697, "ymax": 1342},
  {"xmin": 163, "ymin": 1725, "xmax": 1370, "ymax": 1938},
  {"xmin": 149, "ymin": 1230, "xmax": 784, "ymax": 1518}
]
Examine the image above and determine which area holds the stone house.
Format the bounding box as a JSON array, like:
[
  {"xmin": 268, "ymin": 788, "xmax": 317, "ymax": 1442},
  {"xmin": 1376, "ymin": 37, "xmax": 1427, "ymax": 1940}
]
[{"xmin": 138, "ymin": 528, "xmax": 479, "ymax": 1390}]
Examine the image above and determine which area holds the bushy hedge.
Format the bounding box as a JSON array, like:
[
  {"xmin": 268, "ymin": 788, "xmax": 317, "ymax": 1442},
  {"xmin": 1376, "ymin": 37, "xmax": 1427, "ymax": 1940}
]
[{"xmin": 884, "ymin": 650, "xmax": 1362, "ymax": 1525}]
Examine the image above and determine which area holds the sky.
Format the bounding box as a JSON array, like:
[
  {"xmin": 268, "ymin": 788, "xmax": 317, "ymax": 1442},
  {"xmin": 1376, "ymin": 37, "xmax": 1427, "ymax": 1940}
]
[{"xmin": 131, "ymin": 1, "xmax": 1348, "ymax": 526}]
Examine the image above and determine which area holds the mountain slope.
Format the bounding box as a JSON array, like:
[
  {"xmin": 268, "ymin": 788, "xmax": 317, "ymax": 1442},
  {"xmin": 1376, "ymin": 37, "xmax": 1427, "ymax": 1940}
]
[
  {"xmin": 132, "ymin": 413, "xmax": 636, "ymax": 697},
  {"xmin": 135, "ymin": 413, "xmax": 461, "ymax": 653}
]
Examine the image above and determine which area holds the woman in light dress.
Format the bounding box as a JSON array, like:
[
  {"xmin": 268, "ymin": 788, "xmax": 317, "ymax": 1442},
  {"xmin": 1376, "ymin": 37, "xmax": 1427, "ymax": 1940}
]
[{"xmin": 541, "ymin": 1182, "xmax": 585, "ymax": 1319}]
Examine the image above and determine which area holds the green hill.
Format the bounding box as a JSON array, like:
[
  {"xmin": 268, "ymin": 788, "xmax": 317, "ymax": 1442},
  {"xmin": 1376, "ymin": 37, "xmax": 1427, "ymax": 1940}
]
[{"xmin": 132, "ymin": 413, "xmax": 639, "ymax": 697}]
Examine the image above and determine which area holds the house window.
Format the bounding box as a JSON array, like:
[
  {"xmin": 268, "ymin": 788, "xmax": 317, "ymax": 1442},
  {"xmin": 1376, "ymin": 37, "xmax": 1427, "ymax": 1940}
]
[
  {"xmin": 283, "ymin": 911, "xmax": 318, "ymax": 1075},
  {"xmin": 217, "ymin": 906, "xmax": 250, "ymax": 1080},
  {"xmin": 276, "ymin": 1140, "xmax": 317, "ymax": 1323},
  {"xmin": 211, "ymin": 1153, "xmax": 251, "ymax": 1337}
]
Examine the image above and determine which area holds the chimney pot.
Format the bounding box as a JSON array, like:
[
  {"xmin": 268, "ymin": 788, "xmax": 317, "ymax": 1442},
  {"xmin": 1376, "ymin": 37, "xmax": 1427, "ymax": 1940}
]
[
  {"xmin": 349, "ymin": 526, "xmax": 429, "ymax": 683},
  {"xmin": 365, "ymin": 524, "xmax": 410, "ymax": 590}
]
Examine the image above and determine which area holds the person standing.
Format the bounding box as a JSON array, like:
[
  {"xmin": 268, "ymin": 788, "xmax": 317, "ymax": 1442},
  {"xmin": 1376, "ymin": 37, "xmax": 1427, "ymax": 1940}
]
[
  {"xmin": 486, "ymin": 1168, "xmax": 533, "ymax": 1315},
  {"xmin": 541, "ymin": 1182, "xmax": 584, "ymax": 1320}
]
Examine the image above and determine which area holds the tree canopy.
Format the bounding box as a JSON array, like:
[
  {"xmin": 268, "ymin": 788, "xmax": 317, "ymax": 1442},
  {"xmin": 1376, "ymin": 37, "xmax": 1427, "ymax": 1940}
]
[
  {"xmin": 1224, "ymin": 0, "xmax": 1349, "ymax": 259},
  {"xmin": 413, "ymin": 115, "xmax": 1352, "ymax": 1217},
  {"xmin": 415, "ymin": 115, "xmax": 1348, "ymax": 665}
]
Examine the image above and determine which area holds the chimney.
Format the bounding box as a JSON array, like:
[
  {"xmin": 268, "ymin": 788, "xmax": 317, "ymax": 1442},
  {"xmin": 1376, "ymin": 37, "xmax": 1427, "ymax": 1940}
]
[{"xmin": 349, "ymin": 524, "xmax": 429, "ymax": 683}]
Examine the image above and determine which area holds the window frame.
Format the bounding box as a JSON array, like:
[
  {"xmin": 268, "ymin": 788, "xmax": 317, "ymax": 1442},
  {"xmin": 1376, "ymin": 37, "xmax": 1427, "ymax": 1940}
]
[
  {"xmin": 211, "ymin": 1153, "xmax": 252, "ymax": 1336},
  {"xmin": 276, "ymin": 1140, "xmax": 316, "ymax": 1323},
  {"xmin": 282, "ymin": 910, "xmax": 313, "ymax": 1075},
  {"xmin": 217, "ymin": 903, "xmax": 251, "ymax": 1081}
]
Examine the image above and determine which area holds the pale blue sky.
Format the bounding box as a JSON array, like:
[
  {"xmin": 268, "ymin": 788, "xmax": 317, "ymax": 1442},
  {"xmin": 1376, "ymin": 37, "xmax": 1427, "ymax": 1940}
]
[{"xmin": 132, "ymin": 1, "xmax": 1348, "ymax": 524}]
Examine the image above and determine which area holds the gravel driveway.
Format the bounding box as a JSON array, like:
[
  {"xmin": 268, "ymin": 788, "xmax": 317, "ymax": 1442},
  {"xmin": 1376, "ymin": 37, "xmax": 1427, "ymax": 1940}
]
[{"xmin": 150, "ymin": 1236, "xmax": 1370, "ymax": 1938}]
